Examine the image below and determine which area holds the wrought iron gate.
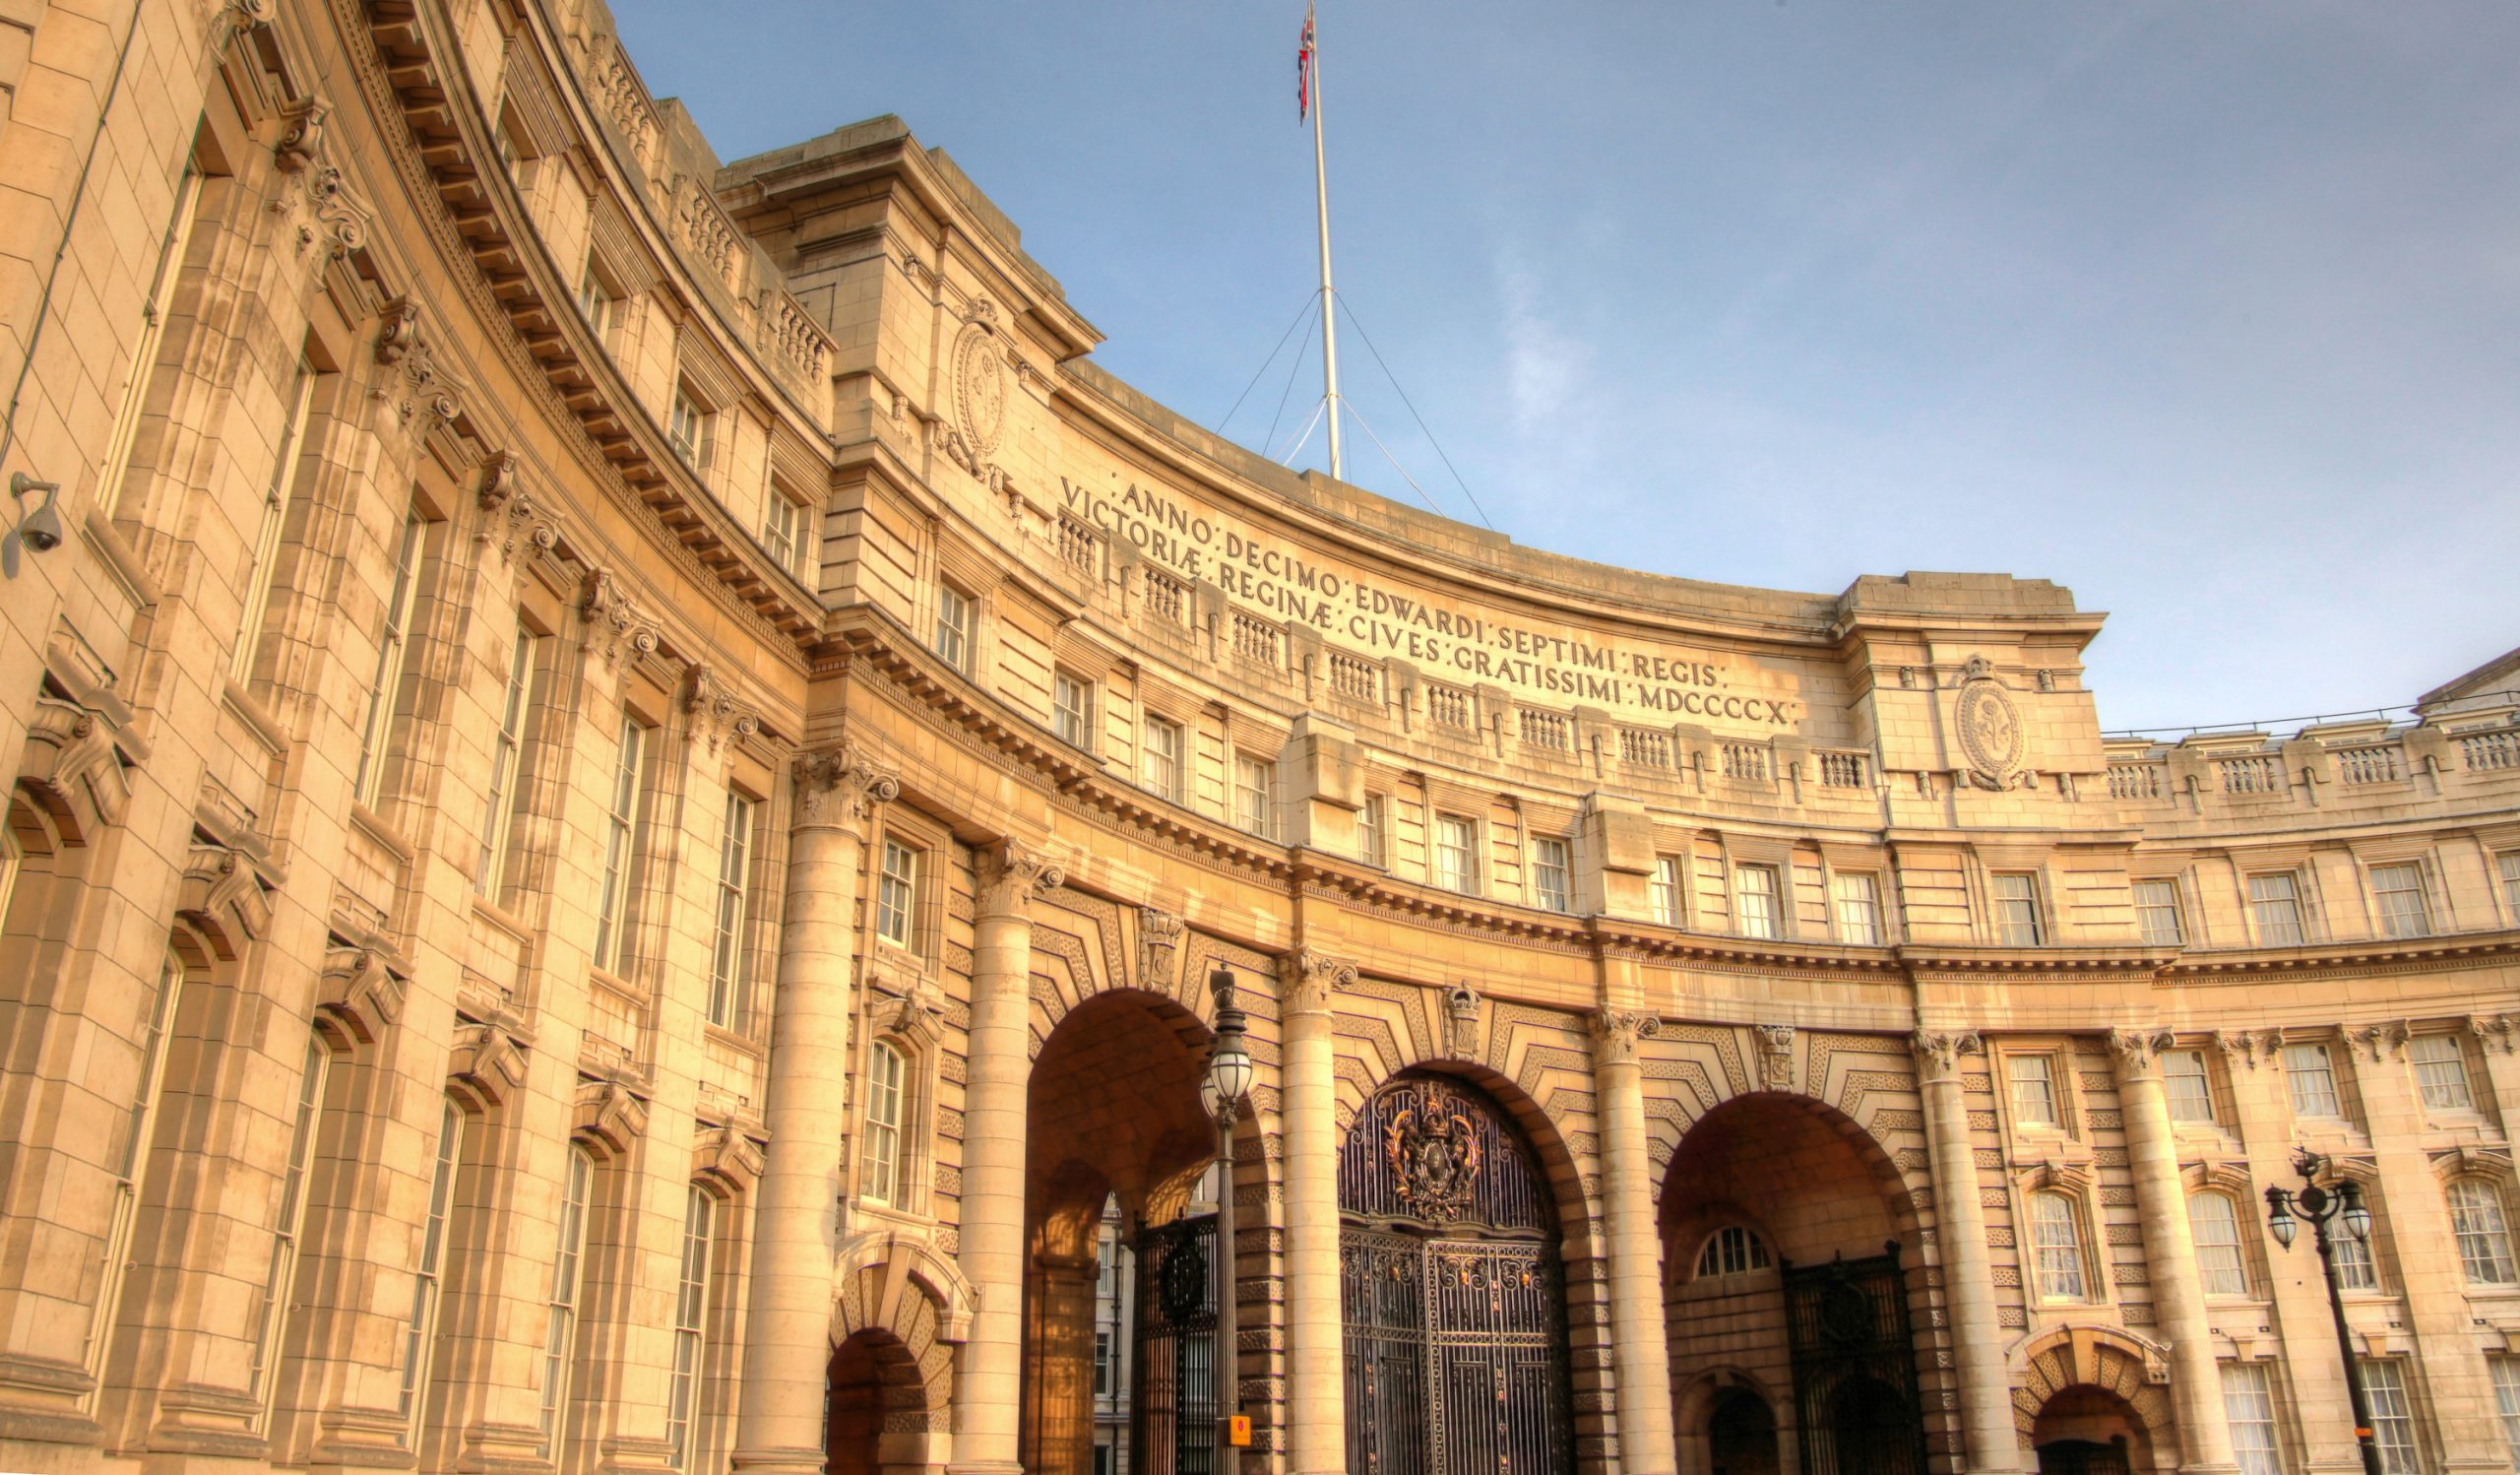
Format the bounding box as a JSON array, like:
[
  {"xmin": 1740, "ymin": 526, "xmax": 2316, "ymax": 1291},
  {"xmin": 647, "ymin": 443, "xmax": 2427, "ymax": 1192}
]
[
  {"xmin": 1780, "ymin": 1244, "xmax": 1928, "ymax": 1475},
  {"xmin": 1340, "ymin": 1074, "xmax": 1571, "ymax": 1475},
  {"xmin": 1132, "ymin": 1214, "xmax": 1219, "ymax": 1475}
]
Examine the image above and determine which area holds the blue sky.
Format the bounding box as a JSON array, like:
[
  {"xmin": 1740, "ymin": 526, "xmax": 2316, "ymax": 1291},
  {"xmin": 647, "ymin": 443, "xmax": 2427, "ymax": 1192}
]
[{"xmin": 608, "ymin": 1, "xmax": 2520, "ymax": 733}]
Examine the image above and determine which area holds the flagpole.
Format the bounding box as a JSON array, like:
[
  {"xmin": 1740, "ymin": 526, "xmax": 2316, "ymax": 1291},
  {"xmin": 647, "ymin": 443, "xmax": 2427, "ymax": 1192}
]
[{"xmin": 1308, "ymin": 5, "xmax": 1344, "ymax": 481}]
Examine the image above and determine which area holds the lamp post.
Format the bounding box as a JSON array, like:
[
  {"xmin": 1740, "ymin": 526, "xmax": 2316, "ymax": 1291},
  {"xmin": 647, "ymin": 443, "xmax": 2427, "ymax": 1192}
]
[
  {"xmin": 1200, "ymin": 966, "xmax": 1253, "ymax": 1475},
  {"xmin": 2264, "ymin": 1146, "xmax": 2383, "ymax": 1475}
]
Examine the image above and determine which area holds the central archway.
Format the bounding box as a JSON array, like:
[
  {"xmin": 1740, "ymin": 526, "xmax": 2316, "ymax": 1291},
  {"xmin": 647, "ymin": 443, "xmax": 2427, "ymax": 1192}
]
[{"xmin": 1339, "ymin": 1070, "xmax": 1571, "ymax": 1475}]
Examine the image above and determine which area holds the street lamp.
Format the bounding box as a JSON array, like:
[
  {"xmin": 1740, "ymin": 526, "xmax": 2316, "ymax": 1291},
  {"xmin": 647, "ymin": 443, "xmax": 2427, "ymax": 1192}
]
[
  {"xmin": 1203, "ymin": 966, "xmax": 1252, "ymax": 1475},
  {"xmin": 2264, "ymin": 1147, "xmax": 2383, "ymax": 1475}
]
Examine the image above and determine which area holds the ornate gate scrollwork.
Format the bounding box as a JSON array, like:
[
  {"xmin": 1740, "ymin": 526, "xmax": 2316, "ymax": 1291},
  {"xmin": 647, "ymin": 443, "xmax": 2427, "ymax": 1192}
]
[
  {"xmin": 1781, "ymin": 1244, "xmax": 1929, "ymax": 1475},
  {"xmin": 1339, "ymin": 1073, "xmax": 1570, "ymax": 1475},
  {"xmin": 1133, "ymin": 1214, "xmax": 1219, "ymax": 1475}
]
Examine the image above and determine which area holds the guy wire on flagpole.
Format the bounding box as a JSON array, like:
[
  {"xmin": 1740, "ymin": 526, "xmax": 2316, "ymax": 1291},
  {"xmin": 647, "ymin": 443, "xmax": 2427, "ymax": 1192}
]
[{"xmin": 1306, "ymin": 2, "xmax": 1344, "ymax": 481}]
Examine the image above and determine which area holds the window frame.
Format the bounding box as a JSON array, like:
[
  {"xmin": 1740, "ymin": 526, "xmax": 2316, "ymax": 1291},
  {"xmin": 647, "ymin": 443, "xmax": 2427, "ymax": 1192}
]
[
  {"xmin": 2163, "ymin": 1048, "xmax": 2216, "ymax": 1125},
  {"xmin": 2189, "ymin": 1189, "xmax": 2250, "ymax": 1298},
  {"xmin": 2133, "ymin": 876, "xmax": 2185, "ymax": 947},
  {"xmin": 1694, "ymin": 1224, "xmax": 1774, "ymax": 1280},
  {"xmin": 2007, "ymin": 1052, "xmax": 2062, "ymax": 1128},
  {"xmin": 1991, "ymin": 870, "xmax": 2046, "ymax": 946},
  {"xmin": 475, "ymin": 623, "xmax": 541, "ymax": 899},
  {"xmin": 1141, "ymin": 714, "xmax": 1184, "ymax": 802},
  {"xmin": 231, "ymin": 358, "xmax": 318, "ymax": 684},
  {"xmin": 862, "ymin": 1041, "xmax": 908, "ymax": 1206},
  {"xmin": 2221, "ymin": 1361, "xmax": 2285, "ymax": 1475},
  {"xmin": 540, "ymin": 1141, "xmax": 597, "ymax": 1443},
  {"xmin": 2029, "ymin": 1190, "xmax": 2092, "ymax": 1301},
  {"xmin": 1531, "ymin": 835, "xmax": 1572, "ymax": 914},
  {"xmin": 1832, "ymin": 869, "xmax": 1882, "ymax": 945},
  {"xmin": 2356, "ymin": 1359, "xmax": 2422, "ymax": 1475},
  {"xmin": 1432, "ymin": 812, "xmax": 1479, "ymax": 895},
  {"xmin": 1233, "ymin": 750, "xmax": 1277, "ymax": 840},
  {"xmin": 2249, "ymin": 870, "xmax": 2309, "ymax": 947},
  {"xmin": 2368, "ymin": 861, "xmax": 2433, "ymax": 940},
  {"xmin": 876, "ymin": 838, "xmax": 919, "ymax": 952},
  {"xmin": 933, "ymin": 583, "xmax": 975, "ymax": 673},
  {"xmin": 2281, "ymin": 1041, "xmax": 2344, "ymax": 1120},
  {"xmin": 1733, "ymin": 862, "xmax": 1782, "ymax": 940},
  {"xmin": 2408, "ymin": 1033, "xmax": 2474, "ymax": 1114},
  {"xmin": 1052, "ymin": 672, "xmax": 1094, "ymax": 749},
  {"xmin": 667, "ymin": 380, "xmax": 715, "ymax": 474},
  {"xmin": 707, "ymin": 790, "xmax": 757, "ymax": 1030},
  {"xmin": 351, "ymin": 498, "xmax": 431, "ymax": 805},
  {"xmin": 2448, "ymin": 1178, "xmax": 2517, "ymax": 1286},
  {"xmin": 591, "ymin": 711, "xmax": 650, "ymax": 975},
  {"xmin": 665, "ymin": 1184, "xmax": 718, "ymax": 1469},
  {"xmin": 1357, "ymin": 794, "xmax": 1388, "ymax": 867},
  {"xmin": 1652, "ymin": 855, "xmax": 1684, "ymax": 928}
]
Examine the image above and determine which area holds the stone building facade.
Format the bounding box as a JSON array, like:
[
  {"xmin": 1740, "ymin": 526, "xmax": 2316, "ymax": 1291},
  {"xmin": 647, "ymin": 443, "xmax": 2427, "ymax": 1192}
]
[{"xmin": 1, "ymin": 2, "xmax": 2517, "ymax": 1475}]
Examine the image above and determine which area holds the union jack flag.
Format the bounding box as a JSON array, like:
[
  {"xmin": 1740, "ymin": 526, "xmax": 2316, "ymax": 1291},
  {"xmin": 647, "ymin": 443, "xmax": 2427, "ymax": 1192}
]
[{"xmin": 1297, "ymin": 4, "xmax": 1315, "ymax": 122}]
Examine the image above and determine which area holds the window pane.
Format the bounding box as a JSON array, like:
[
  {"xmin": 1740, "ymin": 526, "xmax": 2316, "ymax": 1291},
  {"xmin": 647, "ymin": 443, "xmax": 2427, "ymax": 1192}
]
[
  {"xmin": 1533, "ymin": 838, "xmax": 1570, "ymax": 914},
  {"xmin": 2410, "ymin": 1034, "xmax": 2473, "ymax": 1113},
  {"xmin": 2501, "ymin": 853, "xmax": 2520, "ymax": 919},
  {"xmin": 1142, "ymin": 717, "xmax": 1181, "ymax": 802},
  {"xmin": 2222, "ymin": 1362, "xmax": 2284, "ymax": 1475},
  {"xmin": 1234, "ymin": 754, "xmax": 1275, "ymax": 839},
  {"xmin": 1054, "ymin": 673, "xmax": 1091, "ymax": 747},
  {"xmin": 2135, "ymin": 878, "xmax": 2184, "ymax": 946},
  {"xmin": 1993, "ymin": 872, "xmax": 2045, "ymax": 945},
  {"xmin": 2358, "ymin": 1361, "xmax": 2420, "ymax": 1475},
  {"xmin": 1358, "ymin": 796, "xmax": 1386, "ymax": 866},
  {"xmin": 1735, "ymin": 865, "xmax": 1780, "ymax": 939},
  {"xmin": 2283, "ymin": 1043, "xmax": 2341, "ymax": 1118},
  {"xmin": 593, "ymin": 715, "xmax": 646, "ymax": 973},
  {"xmin": 2032, "ymin": 1193, "xmax": 2087, "ymax": 1299},
  {"xmin": 2011, "ymin": 1056, "xmax": 2059, "ymax": 1125},
  {"xmin": 2190, "ymin": 1191, "xmax": 2248, "ymax": 1296},
  {"xmin": 1653, "ymin": 857, "xmax": 1683, "ymax": 928},
  {"xmin": 2490, "ymin": 1359, "xmax": 2520, "ymax": 1472},
  {"xmin": 667, "ymin": 1186, "xmax": 715, "ymax": 1467},
  {"xmin": 476, "ymin": 625, "xmax": 537, "ymax": 897},
  {"xmin": 865, "ymin": 1044, "xmax": 904, "ymax": 1204},
  {"xmin": 1434, "ymin": 815, "xmax": 1476, "ymax": 893},
  {"xmin": 878, "ymin": 841, "xmax": 917, "ymax": 948},
  {"xmin": 2164, "ymin": 1050, "xmax": 2215, "ymax": 1123},
  {"xmin": 2450, "ymin": 1181, "xmax": 2516, "ymax": 1285},
  {"xmin": 934, "ymin": 586, "xmax": 971, "ymax": 670},
  {"xmin": 1833, "ymin": 871, "xmax": 1881, "ymax": 945},
  {"xmin": 2251, "ymin": 873, "xmax": 2307, "ymax": 946},
  {"xmin": 2370, "ymin": 864, "xmax": 2431, "ymax": 939},
  {"xmin": 709, "ymin": 792, "xmax": 754, "ymax": 1028},
  {"xmin": 2331, "ymin": 1225, "xmax": 2378, "ymax": 1291},
  {"xmin": 353, "ymin": 506, "xmax": 427, "ymax": 803}
]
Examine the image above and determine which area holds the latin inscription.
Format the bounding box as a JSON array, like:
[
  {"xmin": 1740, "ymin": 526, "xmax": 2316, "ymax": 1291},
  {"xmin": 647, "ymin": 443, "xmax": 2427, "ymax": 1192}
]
[{"xmin": 1061, "ymin": 477, "xmax": 1800, "ymax": 727}]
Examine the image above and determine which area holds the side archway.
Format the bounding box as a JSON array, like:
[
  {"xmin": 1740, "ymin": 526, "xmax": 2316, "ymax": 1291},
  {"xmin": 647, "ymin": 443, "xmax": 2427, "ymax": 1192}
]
[
  {"xmin": 827, "ymin": 1231, "xmax": 970, "ymax": 1473},
  {"xmin": 2011, "ymin": 1326, "xmax": 2174, "ymax": 1475}
]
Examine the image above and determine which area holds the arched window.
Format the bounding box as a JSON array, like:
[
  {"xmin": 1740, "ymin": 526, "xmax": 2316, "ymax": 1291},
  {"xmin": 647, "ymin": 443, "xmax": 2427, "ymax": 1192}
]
[
  {"xmin": 2030, "ymin": 1192, "xmax": 2089, "ymax": 1301},
  {"xmin": 1696, "ymin": 1224, "xmax": 1773, "ymax": 1279},
  {"xmin": 863, "ymin": 1043, "xmax": 907, "ymax": 1206},
  {"xmin": 2448, "ymin": 1179, "xmax": 2516, "ymax": 1285},
  {"xmin": 2189, "ymin": 1190, "xmax": 2248, "ymax": 1297},
  {"xmin": 540, "ymin": 1142, "xmax": 598, "ymax": 1445}
]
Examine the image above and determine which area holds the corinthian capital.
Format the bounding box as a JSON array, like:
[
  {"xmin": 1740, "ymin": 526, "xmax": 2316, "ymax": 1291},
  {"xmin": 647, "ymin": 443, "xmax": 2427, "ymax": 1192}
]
[
  {"xmin": 1277, "ymin": 949, "xmax": 1357, "ymax": 1016},
  {"xmin": 2108, "ymin": 1026, "xmax": 2176, "ymax": 1077},
  {"xmin": 1590, "ymin": 1009, "xmax": 1660, "ymax": 1067},
  {"xmin": 793, "ymin": 742, "xmax": 900, "ymax": 833},
  {"xmin": 1909, "ymin": 1028, "xmax": 1983, "ymax": 1082},
  {"xmin": 978, "ymin": 839, "xmax": 1065, "ymax": 918}
]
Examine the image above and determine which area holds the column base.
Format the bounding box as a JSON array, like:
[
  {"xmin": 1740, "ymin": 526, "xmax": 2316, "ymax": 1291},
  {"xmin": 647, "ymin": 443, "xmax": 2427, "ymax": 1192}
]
[
  {"xmin": 731, "ymin": 1445, "xmax": 828, "ymax": 1475},
  {"xmin": 946, "ymin": 1462, "xmax": 1024, "ymax": 1475}
]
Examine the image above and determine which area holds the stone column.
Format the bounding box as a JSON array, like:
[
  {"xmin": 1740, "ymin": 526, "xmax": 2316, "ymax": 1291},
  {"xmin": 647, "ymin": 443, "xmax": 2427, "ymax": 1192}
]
[
  {"xmin": 1593, "ymin": 1009, "xmax": 1679, "ymax": 1475},
  {"xmin": 1913, "ymin": 1029, "xmax": 2029, "ymax": 1475},
  {"xmin": 733, "ymin": 745, "xmax": 897, "ymax": 1475},
  {"xmin": 1279, "ymin": 950, "xmax": 1354, "ymax": 1474},
  {"xmin": 2110, "ymin": 1028, "xmax": 2238, "ymax": 1475},
  {"xmin": 952, "ymin": 840, "xmax": 1065, "ymax": 1475}
]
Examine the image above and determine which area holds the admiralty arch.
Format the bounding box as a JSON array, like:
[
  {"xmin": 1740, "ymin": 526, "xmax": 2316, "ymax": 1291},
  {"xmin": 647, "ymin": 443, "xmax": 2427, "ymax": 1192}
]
[{"xmin": 1, "ymin": 4, "xmax": 2517, "ymax": 1475}]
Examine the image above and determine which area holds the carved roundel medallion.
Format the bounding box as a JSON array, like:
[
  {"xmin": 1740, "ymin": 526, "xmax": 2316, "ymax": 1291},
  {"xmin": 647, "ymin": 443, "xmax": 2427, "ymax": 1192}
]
[
  {"xmin": 951, "ymin": 318, "xmax": 1007, "ymax": 461},
  {"xmin": 1954, "ymin": 655, "xmax": 2023, "ymax": 790}
]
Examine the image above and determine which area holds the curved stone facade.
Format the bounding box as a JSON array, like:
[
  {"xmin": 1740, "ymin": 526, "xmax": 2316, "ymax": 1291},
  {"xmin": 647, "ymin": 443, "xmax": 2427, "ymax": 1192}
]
[{"xmin": 1, "ymin": 4, "xmax": 2516, "ymax": 1475}]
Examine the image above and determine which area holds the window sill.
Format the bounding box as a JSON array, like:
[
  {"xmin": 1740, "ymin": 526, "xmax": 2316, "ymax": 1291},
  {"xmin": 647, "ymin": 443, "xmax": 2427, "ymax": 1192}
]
[{"xmin": 704, "ymin": 1022, "xmax": 765, "ymax": 1060}]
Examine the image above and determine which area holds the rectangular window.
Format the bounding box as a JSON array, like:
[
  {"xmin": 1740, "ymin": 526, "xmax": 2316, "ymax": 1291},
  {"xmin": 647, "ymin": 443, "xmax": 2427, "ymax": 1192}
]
[
  {"xmin": 934, "ymin": 584, "xmax": 973, "ymax": 672},
  {"xmin": 2358, "ymin": 1361, "xmax": 2420, "ymax": 1475},
  {"xmin": 232, "ymin": 360, "xmax": 317, "ymax": 683},
  {"xmin": 863, "ymin": 1043, "xmax": 905, "ymax": 1205},
  {"xmin": 2410, "ymin": 1034, "xmax": 2474, "ymax": 1113},
  {"xmin": 476, "ymin": 625, "xmax": 540, "ymax": 898},
  {"xmin": 2332, "ymin": 1226, "xmax": 2379, "ymax": 1292},
  {"xmin": 1234, "ymin": 753, "xmax": 1276, "ymax": 839},
  {"xmin": 2031, "ymin": 1192, "xmax": 2088, "ymax": 1300},
  {"xmin": 2222, "ymin": 1362, "xmax": 2283, "ymax": 1475},
  {"xmin": 667, "ymin": 384, "xmax": 714, "ymax": 473},
  {"xmin": 100, "ymin": 161, "xmax": 206, "ymax": 519},
  {"xmin": 1433, "ymin": 814, "xmax": 1477, "ymax": 894},
  {"xmin": 2190, "ymin": 1191, "xmax": 2248, "ymax": 1297},
  {"xmin": 540, "ymin": 1144, "xmax": 595, "ymax": 1442},
  {"xmin": 2010, "ymin": 1054, "xmax": 2060, "ymax": 1126},
  {"xmin": 1095, "ymin": 1329, "xmax": 1111, "ymax": 1394},
  {"xmin": 1532, "ymin": 837, "xmax": 1571, "ymax": 914},
  {"xmin": 401, "ymin": 1101, "xmax": 465, "ymax": 1420},
  {"xmin": 1357, "ymin": 795, "xmax": 1387, "ymax": 866},
  {"xmin": 1992, "ymin": 872, "xmax": 2046, "ymax": 945},
  {"xmin": 2164, "ymin": 1049, "xmax": 2215, "ymax": 1124},
  {"xmin": 1142, "ymin": 716, "xmax": 1183, "ymax": 802},
  {"xmin": 352, "ymin": 502, "xmax": 427, "ymax": 804},
  {"xmin": 2134, "ymin": 878, "xmax": 2185, "ymax": 947},
  {"xmin": 2370, "ymin": 863, "xmax": 2431, "ymax": 939},
  {"xmin": 2450, "ymin": 1180, "xmax": 2516, "ymax": 1285},
  {"xmin": 2502, "ymin": 853, "xmax": 2520, "ymax": 922},
  {"xmin": 251, "ymin": 1036, "xmax": 330, "ymax": 1422},
  {"xmin": 876, "ymin": 839, "xmax": 918, "ymax": 949},
  {"xmin": 592, "ymin": 713, "xmax": 648, "ymax": 974},
  {"xmin": 576, "ymin": 252, "xmax": 614, "ymax": 342},
  {"xmin": 763, "ymin": 485, "xmax": 799, "ymax": 574},
  {"xmin": 2490, "ymin": 1359, "xmax": 2520, "ymax": 1472},
  {"xmin": 666, "ymin": 1186, "xmax": 716, "ymax": 1468},
  {"xmin": 2250, "ymin": 872, "xmax": 2308, "ymax": 946},
  {"xmin": 708, "ymin": 792, "xmax": 755, "ymax": 1030},
  {"xmin": 1053, "ymin": 673, "xmax": 1093, "ymax": 748},
  {"xmin": 1833, "ymin": 871, "xmax": 1882, "ymax": 945},
  {"xmin": 91, "ymin": 948, "xmax": 188, "ymax": 1381},
  {"xmin": 1653, "ymin": 856, "xmax": 1684, "ymax": 928},
  {"xmin": 1734, "ymin": 864, "xmax": 1781, "ymax": 939},
  {"xmin": 2282, "ymin": 1042, "xmax": 2342, "ymax": 1119}
]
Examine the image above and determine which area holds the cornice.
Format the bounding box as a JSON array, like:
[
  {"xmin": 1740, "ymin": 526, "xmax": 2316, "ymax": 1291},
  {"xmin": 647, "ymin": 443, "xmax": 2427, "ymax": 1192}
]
[{"xmin": 2163, "ymin": 930, "xmax": 2520, "ymax": 982}]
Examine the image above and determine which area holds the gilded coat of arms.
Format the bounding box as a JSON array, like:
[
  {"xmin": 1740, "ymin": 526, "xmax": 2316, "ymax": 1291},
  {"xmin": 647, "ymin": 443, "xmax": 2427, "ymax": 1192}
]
[{"xmin": 1383, "ymin": 1087, "xmax": 1483, "ymax": 1223}]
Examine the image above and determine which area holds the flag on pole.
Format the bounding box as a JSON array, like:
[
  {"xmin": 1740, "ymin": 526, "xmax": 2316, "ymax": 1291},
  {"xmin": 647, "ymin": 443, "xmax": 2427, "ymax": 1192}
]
[{"xmin": 1297, "ymin": 4, "xmax": 1315, "ymax": 121}]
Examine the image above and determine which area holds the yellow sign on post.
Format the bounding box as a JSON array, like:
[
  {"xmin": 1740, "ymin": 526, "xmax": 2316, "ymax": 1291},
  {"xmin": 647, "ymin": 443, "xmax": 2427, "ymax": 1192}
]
[{"xmin": 1227, "ymin": 1416, "xmax": 1251, "ymax": 1447}]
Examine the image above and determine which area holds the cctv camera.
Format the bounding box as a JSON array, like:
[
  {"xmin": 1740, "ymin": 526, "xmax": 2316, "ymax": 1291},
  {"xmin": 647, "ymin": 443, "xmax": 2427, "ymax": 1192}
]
[{"xmin": 19, "ymin": 501, "xmax": 61, "ymax": 552}]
